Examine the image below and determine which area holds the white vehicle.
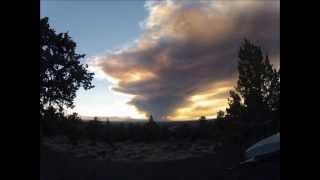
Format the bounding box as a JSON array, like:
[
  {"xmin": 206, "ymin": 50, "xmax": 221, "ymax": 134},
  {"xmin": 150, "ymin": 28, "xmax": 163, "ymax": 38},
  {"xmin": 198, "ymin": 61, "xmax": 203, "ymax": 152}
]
[
  {"xmin": 227, "ymin": 132, "xmax": 280, "ymax": 171},
  {"xmin": 243, "ymin": 133, "xmax": 280, "ymax": 163}
]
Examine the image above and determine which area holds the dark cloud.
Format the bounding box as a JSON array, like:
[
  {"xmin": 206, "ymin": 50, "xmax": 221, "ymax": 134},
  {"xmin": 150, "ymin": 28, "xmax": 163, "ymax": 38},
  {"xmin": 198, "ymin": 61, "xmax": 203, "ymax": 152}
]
[{"xmin": 94, "ymin": 0, "xmax": 280, "ymax": 120}]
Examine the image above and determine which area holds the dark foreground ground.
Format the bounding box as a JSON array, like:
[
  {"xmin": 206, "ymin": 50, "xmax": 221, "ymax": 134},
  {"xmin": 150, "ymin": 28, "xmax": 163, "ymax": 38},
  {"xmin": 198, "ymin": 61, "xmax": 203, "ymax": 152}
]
[{"xmin": 40, "ymin": 142, "xmax": 280, "ymax": 180}]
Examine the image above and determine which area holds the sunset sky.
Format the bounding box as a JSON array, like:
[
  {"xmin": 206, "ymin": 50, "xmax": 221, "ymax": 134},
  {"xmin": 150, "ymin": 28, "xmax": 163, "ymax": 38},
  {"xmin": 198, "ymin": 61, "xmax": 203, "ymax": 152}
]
[{"xmin": 41, "ymin": 0, "xmax": 279, "ymax": 121}]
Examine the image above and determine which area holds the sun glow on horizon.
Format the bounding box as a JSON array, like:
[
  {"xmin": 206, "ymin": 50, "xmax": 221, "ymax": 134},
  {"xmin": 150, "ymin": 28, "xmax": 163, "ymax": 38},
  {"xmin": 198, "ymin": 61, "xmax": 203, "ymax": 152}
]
[
  {"xmin": 166, "ymin": 83, "xmax": 233, "ymax": 121},
  {"xmin": 70, "ymin": 102, "xmax": 146, "ymax": 120}
]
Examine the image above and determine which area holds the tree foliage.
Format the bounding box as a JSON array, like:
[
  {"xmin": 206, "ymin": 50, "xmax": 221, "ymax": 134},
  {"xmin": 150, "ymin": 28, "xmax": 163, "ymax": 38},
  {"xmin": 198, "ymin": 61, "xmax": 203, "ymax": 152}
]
[
  {"xmin": 226, "ymin": 90, "xmax": 245, "ymax": 120},
  {"xmin": 236, "ymin": 39, "xmax": 280, "ymax": 119},
  {"xmin": 216, "ymin": 111, "xmax": 225, "ymax": 120},
  {"xmin": 40, "ymin": 17, "xmax": 94, "ymax": 112}
]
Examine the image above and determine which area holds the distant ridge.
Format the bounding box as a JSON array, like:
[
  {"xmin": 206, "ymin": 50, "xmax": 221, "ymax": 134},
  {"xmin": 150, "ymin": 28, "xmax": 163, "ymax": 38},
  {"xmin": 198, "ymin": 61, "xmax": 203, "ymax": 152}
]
[
  {"xmin": 79, "ymin": 115, "xmax": 146, "ymax": 122},
  {"xmin": 79, "ymin": 115, "xmax": 216, "ymax": 123}
]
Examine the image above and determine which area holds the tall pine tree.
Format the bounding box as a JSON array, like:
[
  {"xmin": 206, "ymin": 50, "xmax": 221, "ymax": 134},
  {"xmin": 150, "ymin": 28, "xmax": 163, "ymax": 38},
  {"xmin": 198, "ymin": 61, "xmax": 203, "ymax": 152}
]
[{"xmin": 227, "ymin": 39, "xmax": 280, "ymax": 123}]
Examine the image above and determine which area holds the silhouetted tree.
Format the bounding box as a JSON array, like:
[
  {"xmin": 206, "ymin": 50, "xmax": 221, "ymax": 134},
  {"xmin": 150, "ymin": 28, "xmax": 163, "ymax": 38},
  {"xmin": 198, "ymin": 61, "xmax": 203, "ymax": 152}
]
[
  {"xmin": 216, "ymin": 110, "xmax": 225, "ymax": 120},
  {"xmin": 199, "ymin": 116, "xmax": 206, "ymax": 121},
  {"xmin": 198, "ymin": 116, "xmax": 207, "ymax": 129},
  {"xmin": 264, "ymin": 64, "xmax": 280, "ymax": 113},
  {"xmin": 86, "ymin": 118, "xmax": 101, "ymax": 145},
  {"xmin": 67, "ymin": 112, "xmax": 81, "ymax": 122},
  {"xmin": 236, "ymin": 39, "xmax": 264, "ymax": 122},
  {"xmin": 64, "ymin": 113, "xmax": 82, "ymax": 145},
  {"xmin": 227, "ymin": 39, "xmax": 280, "ymax": 123},
  {"xmin": 41, "ymin": 106, "xmax": 65, "ymax": 136},
  {"xmin": 40, "ymin": 17, "xmax": 94, "ymax": 113},
  {"xmin": 143, "ymin": 115, "xmax": 160, "ymax": 142},
  {"xmin": 196, "ymin": 116, "xmax": 212, "ymax": 139},
  {"xmin": 146, "ymin": 115, "xmax": 157, "ymax": 128},
  {"xmin": 103, "ymin": 119, "xmax": 113, "ymax": 144},
  {"xmin": 226, "ymin": 90, "xmax": 245, "ymax": 120}
]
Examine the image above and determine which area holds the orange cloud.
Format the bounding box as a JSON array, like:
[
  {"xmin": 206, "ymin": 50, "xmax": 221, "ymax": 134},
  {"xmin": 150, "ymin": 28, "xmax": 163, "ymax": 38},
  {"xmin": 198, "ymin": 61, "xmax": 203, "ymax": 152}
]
[{"xmin": 167, "ymin": 81, "xmax": 234, "ymax": 120}]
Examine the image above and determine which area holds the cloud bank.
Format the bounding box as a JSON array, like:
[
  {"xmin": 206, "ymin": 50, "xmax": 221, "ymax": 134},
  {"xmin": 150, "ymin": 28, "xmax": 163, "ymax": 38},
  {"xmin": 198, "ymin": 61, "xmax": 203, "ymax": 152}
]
[{"xmin": 93, "ymin": 0, "xmax": 280, "ymax": 120}]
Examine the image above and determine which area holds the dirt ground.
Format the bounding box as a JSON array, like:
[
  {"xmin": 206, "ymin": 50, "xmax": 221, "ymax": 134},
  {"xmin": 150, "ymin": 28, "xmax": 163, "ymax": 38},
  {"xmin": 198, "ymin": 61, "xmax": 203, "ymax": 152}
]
[{"xmin": 40, "ymin": 142, "xmax": 280, "ymax": 180}]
